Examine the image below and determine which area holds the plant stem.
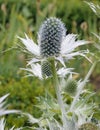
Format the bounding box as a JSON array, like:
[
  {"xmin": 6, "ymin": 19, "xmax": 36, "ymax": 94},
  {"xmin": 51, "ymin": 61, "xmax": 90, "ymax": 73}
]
[{"xmin": 50, "ymin": 58, "xmax": 67, "ymax": 129}]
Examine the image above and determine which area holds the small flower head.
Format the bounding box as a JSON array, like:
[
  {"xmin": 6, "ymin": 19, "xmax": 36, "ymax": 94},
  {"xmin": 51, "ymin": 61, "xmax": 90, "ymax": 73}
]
[
  {"xmin": 64, "ymin": 78, "xmax": 77, "ymax": 95},
  {"xmin": 38, "ymin": 17, "xmax": 66, "ymax": 57},
  {"xmin": 41, "ymin": 60, "xmax": 52, "ymax": 77}
]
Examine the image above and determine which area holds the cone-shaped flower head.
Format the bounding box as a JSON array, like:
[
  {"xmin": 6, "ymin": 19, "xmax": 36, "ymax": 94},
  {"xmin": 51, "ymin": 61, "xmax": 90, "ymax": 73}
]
[
  {"xmin": 41, "ymin": 60, "xmax": 52, "ymax": 77},
  {"xmin": 38, "ymin": 17, "xmax": 66, "ymax": 57}
]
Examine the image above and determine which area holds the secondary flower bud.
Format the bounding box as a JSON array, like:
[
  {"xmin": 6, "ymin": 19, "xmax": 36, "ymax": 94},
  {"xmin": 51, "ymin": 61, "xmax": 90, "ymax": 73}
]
[
  {"xmin": 38, "ymin": 17, "xmax": 66, "ymax": 57},
  {"xmin": 41, "ymin": 60, "xmax": 52, "ymax": 77},
  {"xmin": 64, "ymin": 79, "xmax": 77, "ymax": 95}
]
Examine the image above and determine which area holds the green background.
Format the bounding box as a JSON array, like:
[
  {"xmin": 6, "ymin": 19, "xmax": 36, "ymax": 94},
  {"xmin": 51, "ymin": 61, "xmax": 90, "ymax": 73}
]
[{"xmin": 0, "ymin": 0, "xmax": 100, "ymax": 128}]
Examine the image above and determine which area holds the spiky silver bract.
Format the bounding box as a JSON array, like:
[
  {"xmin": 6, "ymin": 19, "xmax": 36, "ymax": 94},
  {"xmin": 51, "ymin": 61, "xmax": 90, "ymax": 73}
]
[
  {"xmin": 38, "ymin": 17, "xmax": 66, "ymax": 57},
  {"xmin": 0, "ymin": 95, "xmax": 21, "ymax": 130},
  {"xmin": 0, "ymin": 94, "xmax": 20, "ymax": 116}
]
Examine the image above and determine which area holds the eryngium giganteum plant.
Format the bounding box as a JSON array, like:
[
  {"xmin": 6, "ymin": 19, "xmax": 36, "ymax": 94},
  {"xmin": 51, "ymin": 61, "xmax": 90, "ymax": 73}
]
[{"xmin": 18, "ymin": 17, "xmax": 100, "ymax": 130}]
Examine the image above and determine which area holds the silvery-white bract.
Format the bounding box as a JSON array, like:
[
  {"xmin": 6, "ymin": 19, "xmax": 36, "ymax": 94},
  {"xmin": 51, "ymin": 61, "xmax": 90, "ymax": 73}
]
[
  {"xmin": 0, "ymin": 94, "xmax": 19, "ymax": 116},
  {"xmin": 21, "ymin": 63, "xmax": 73, "ymax": 79},
  {"xmin": 0, "ymin": 94, "xmax": 21, "ymax": 130}
]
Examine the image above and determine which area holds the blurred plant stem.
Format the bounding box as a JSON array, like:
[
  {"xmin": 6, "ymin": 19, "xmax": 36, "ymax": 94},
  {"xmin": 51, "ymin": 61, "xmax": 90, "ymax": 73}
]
[{"xmin": 50, "ymin": 58, "xmax": 67, "ymax": 129}]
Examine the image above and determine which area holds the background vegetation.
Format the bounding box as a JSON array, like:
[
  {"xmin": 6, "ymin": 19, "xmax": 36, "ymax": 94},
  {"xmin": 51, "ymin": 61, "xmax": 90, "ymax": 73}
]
[{"xmin": 0, "ymin": 0, "xmax": 100, "ymax": 128}]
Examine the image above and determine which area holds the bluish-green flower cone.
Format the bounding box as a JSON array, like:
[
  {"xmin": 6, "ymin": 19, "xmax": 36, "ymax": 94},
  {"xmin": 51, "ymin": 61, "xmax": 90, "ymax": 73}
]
[
  {"xmin": 38, "ymin": 17, "xmax": 66, "ymax": 58},
  {"xmin": 41, "ymin": 60, "xmax": 52, "ymax": 77},
  {"xmin": 64, "ymin": 79, "xmax": 77, "ymax": 95}
]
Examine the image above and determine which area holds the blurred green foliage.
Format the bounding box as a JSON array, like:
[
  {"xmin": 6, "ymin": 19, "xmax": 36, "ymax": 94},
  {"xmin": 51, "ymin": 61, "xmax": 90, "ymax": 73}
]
[{"xmin": 0, "ymin": 0, "xmax": 100, "ymax": 128}]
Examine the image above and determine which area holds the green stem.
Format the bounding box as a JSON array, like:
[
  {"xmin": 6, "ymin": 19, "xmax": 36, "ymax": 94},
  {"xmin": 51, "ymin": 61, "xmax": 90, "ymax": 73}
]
[{"xmin": 50, "ymin": 58, "xmax": 67, "ymax": 129}]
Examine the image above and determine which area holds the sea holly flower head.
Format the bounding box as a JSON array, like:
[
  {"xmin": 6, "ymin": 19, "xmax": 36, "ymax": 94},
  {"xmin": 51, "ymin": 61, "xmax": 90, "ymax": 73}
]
[
  {"xmin": 38, "ymin": 17, "xmax": 66, "ymax": 58},
  {"xmin": 18, "ymin": 17, "xmax": 90, "ymax": 78}
]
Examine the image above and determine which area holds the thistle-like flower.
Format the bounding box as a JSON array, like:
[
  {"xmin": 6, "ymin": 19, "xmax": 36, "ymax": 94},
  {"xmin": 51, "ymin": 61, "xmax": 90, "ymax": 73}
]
[
  {"xmin": 38, "ymin": 17, "xmax": 66, "ymax": 57},
  {"xmin": 18, "ymin": 17, "xmax": 89, "ymax": 78}
]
